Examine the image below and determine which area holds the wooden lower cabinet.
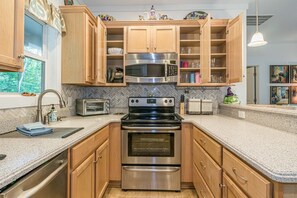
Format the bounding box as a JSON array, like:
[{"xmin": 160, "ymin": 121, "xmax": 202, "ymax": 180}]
[
  {"xmin": 193, "ymin": 162, "xmax": 214, "ymax": 198},
  {"xmin": 181, "ymin": 123, "xmax": 193, "ymax": 183},
  {"xmin": 70, "ymin": 126, "xmax": 110, "ymax": 198},
  {"xmin": 95, "ymin": 140, "xmax": 109, "ymax": 198},
  {"xmin": 71, "ymin": 153, "xmax": 95, "ymax": 198},
  {"xmin": 109, "ymin": 123, "xmax": 121, "ymax": 181},
  {"xmin": 223, "ymin": 172, "xmax": 247, "ymax": 198}
]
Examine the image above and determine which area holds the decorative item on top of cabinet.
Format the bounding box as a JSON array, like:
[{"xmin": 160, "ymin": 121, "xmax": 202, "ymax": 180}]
[
  {"xmin": 0, "ymin": 0, "xmax": 24, "ymax": 72},
  {"xmin": 127, "ymin": 26, "xmax": 176, "ymax": 53},
  {"xmin": 60, "ymin": 6, "xmax": 102, "ymax": 85}
]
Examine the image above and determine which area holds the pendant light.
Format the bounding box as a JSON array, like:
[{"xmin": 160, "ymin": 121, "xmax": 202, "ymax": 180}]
[{"xmin": 248, "ymin": 0, "xmax": 267, "ymax": 47}]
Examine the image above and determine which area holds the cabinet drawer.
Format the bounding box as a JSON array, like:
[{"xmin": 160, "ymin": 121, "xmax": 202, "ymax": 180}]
[
  {"xmin": 193, "ymin": 163, "xmax": 214, "ymax": 198},
  {"xmin": 193, "ymin": 139, "xmax": 222, "ymax": 198},
  {"xmin": 223, "ymin": 149, "xmax": 271, "ymax": 198},
  {"xmin": 71, "ymin": 135, "xmax": 95, "ymax": 169},
  {"xmin": 193, "ymin": 126, "xmax": 222, "ymax": 165},
  {"xmin": 223, "ymin": 172, "xmax": 248, "ymax": 198},
  {"xmin": 94, "ymin": 125, "xmax": 109, "ymax": 149}
]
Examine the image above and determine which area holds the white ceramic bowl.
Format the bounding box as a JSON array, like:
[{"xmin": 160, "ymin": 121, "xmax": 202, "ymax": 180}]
[{"xmin": 108, "ymin": 48, "xmax": 123, "ymax": 54}]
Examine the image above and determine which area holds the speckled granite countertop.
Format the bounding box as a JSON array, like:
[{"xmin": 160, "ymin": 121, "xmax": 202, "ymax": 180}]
[
  {"xmin": 1, "ymin": 114, "xmax": 297, "ymax": 189},
  {"xmin": 0, "ymin": 115, "xmax": 122, "ymax": 189},
  {"xmin": 183, "ymin": 115, "xmax": 297, "ymax": 183}
]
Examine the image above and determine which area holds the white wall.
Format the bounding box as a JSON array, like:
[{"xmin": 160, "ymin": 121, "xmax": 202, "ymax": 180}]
[
  {"xmin": 247, "ymin": 41, "xmax": 297, "ymax": 104},
  {"xmin": 88, "ymin": 4, "xmax": 248, "ymax": 104}
]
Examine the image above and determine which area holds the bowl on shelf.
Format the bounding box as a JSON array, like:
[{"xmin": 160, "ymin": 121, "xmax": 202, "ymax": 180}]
[{"xmin": 108, "ymin": 48, "xmax": 123, "ymax": 55}]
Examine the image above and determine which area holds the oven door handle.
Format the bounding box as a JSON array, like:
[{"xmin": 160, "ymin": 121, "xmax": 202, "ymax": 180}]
[
  {"xmin": 121, "ymin": 126, "xmax": 180, "ymax": 130},
  {"xmin": 17, "ymin": 160, "xmax": 68, "ymax": 198},
  {"xmin": 123, "ymin": 166, "xmax": 180, "ymax": 173}
]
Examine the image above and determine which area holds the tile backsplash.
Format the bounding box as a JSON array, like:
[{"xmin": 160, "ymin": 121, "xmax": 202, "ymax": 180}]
[
  {"xmin": 0, "ymin": 84, "xmax": 224, "ymax": 134},
  {"xmin": 84, "ymin": 84, "xmax": 224, "ymax": 114}
]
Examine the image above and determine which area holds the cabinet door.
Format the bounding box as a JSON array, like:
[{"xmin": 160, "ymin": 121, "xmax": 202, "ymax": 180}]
[
  {"xmin": 152, "ymin": 26, "xmax": 176, "ymax": 53},
  {"xmin": 109, "ymin": 123, "xmax": 121, "ymax": 181},
  {"xmin": 95, "ymin": 140, "xmax": 109, "ymax": 198},
  {"xmin": 0, "ymin": 0, "xmax": 24, "ymax": 71},
  {"xmin": 127, "ymin": 26, "xmax": 150, "ymax": 53},
  {"xmin": 96, "ymin": 18, "xmax": 106, "ymax": 84},
  {"xmin": 227, "ymin": 14, "xmax": 243, "ymax": 83},
  {"xmin": 223, "ymin": 173, "xmax": 248, "ymax": 198},
  {"xmin": 71, "ymin": 153, "xmax": 95, "ymax": 198},
  {"xmin": 85, "ymin": 14, "xmax": 96, "ymax": 84},
  {"xmin": 200, "ymin": 16, "xmax": 211, "ymax": 83}
]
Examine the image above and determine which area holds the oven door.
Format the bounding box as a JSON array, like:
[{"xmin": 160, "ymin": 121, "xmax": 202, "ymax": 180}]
[
  {"xmin": 122, "ymin": 129, "xmax": 181, "ymax": 165},
  {"xmin": 83, "ymin": 100, "xmax": 109, "ymax": 115}
]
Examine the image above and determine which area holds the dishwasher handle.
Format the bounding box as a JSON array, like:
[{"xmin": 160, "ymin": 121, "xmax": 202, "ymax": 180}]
[{"xmin": 17, "ymin": 160, "xmax": 68, "ymax": 198}]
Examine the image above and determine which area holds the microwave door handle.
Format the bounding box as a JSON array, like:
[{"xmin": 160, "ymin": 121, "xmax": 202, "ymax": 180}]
[{"xmin": 165, "ymin": 60, "xmax": 168, "ymax": 82}]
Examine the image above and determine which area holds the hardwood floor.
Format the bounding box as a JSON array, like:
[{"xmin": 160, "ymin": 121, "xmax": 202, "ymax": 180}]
[{"xmin": 103, "ymin": 187, "xmax": 198, "ymax": 198}]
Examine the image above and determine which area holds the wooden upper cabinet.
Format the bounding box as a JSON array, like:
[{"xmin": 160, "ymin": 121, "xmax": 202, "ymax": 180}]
[
  {"xmin": 96, "ymin": 18, "xmax": 106, "ymax": 84},
  {"xmin": 127, "ymin": 26, "xmax": 176, "ymax": 53},
  {"xmin": 227, "ymin": 13, "xmax": 243, "ymax": 83},
  {"xmin": 85, "ymin": 15, "xmax": 96, "ymax": 84},
  {"xmin": 200, "ymin": 16, "xmax": 211, "ymax": 83},
  {"xmin": 60, "ymin": 6, "xmax": 99, "ymax": 85},
  {"xmin": 0, "ymin": 0, "xmax": 24, "ymax": 72},
  {"xmin": 127, "ymin": 26, "xmax": 150, "ymax": 53},
  {"xmin": 152, "ymin": 26, "xmax": 176, "ymax": 53}
]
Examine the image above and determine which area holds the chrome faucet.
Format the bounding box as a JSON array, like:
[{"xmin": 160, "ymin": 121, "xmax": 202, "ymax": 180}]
[{"xmin": 36, "ymin": 89, "xmax": 66, "ymax": 122}]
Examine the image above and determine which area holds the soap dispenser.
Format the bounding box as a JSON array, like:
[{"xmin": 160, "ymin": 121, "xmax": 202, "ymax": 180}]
[{"xmin": 49, "ymin": 104, "xmax": 58, "ymax": 122}]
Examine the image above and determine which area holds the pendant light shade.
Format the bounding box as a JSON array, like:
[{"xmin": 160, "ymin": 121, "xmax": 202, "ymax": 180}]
[
  {"xmin": 248, "ymin": 31, "xmax": 267, "ymax": 47},
  {"xmin": 248, "ymin": 0, "xmax": 267, "ymax": 47}
]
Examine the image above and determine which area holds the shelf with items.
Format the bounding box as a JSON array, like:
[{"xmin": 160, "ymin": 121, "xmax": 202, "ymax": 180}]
[
  {"xmin": 106, "ymin": 27, "xmax": 125, "ymax": 85},
  {"xmin": 179, "ymin": 70, "xmax": 202, "ymax": 84}
]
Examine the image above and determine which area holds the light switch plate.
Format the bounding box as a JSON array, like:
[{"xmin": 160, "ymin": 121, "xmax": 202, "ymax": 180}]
[{"xmin": 238, "ymin": 111, "xmax": 245, "ymax": 119}]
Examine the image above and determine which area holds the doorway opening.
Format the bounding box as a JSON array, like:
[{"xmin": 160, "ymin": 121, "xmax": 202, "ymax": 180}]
[{"xmin": 247, "ymin": 66, "xmax": 259, "ymax": 104}]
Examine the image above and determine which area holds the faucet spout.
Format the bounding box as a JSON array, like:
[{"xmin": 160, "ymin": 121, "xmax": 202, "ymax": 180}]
[{"xmin": 36, "ymin": 89, "xmax": 66, "ymax": 122}]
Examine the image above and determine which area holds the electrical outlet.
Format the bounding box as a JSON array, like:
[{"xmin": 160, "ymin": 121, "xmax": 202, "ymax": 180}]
[
  {"xmin": 67, "ymin": 97, "xmax": 73, "ymax": 107},
  {"xmin": 238, "ymin": 111, "xmax": 245, "ymax": 119}
]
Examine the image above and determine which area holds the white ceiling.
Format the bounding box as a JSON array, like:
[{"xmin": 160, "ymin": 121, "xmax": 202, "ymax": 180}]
[{"xmin": 80, "ymin": 0, "xmax": 297, "ymax": 44}]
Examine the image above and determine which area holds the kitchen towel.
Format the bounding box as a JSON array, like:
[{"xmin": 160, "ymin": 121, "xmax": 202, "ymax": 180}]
[
  {"xmin": 16, "ymin": 127, "xmax": 53, "ymax": 136},
  {"xmin": 23, "ymin": 122, "xmax": 45, "ymax": 131}
]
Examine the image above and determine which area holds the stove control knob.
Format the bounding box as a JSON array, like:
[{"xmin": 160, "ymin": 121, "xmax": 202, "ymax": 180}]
[
  {"xmin": 169, "ymin": 99, "xmax": 172, "ymax": 103},
  {"xmin": 165, "ymin": 100, "xmax": 168, "ymax": 103},
  {"xmin": 136, "ymin": 99, "xmax": 139, "ymax": 103},
  {"xmin": 131, "ymin": 100, "xmax": 134, "ymax": 103}
]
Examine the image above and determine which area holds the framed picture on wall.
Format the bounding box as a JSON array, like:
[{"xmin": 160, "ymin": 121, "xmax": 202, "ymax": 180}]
[
  {"xmin": 270, "ymin": 65, "xmax": 289, "ymax": 83},
  {"xmin": 270, "ymin": 86, "xmax": 289, "ymax": 104},
  {"xmin": 290, "ymin": 65, "xmax": 297, "ymax": 83},
  {"xmin": 290, "ymin": 86, "xmax": 297, "ymax": 104}
]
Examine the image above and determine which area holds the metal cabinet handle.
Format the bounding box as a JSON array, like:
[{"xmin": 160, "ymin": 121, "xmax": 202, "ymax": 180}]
[
  {"xmin": 17, "ymin": 161, "xmax": 67, "ymax": 198},
  {"xmin": 232, "ymin": 168, "xmax": 248, "ymax": 183},
  {"xmin": 123, "ymin": 166, "xmax": 180, "ymax": 173},
  {"xmin": 18, "ymin": 54, "xmax": 25, "ymax": 59},
  {"xmin": 219, "ymin": 183, "xmax": 226, "ymax": 188},
  {"xmin": 200, "ymin": 138, "xmax": 206, "ymax": 145},
  {"xmin": 200, "ymin": 161, "xmax": 206, "ymax": 170}
]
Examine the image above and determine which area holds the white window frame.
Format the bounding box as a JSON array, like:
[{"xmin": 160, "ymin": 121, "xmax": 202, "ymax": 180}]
[{"xmin": 0, "ymin": 13, "xmax": 62, "ymax": 109}]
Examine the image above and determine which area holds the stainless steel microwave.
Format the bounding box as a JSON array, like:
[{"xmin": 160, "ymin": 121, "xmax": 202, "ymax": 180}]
[
  {"xmin": 125, "ymin": 53, "xmax": 178, "ymax": 83},
  {"xmin": 76, "ymin": 99, "xmax": 109, "ymax": 116}
]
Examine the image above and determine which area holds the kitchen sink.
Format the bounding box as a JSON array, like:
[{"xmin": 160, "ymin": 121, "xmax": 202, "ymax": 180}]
[{"xmin": 0, "ymin": 127, "xmax": 84, "ymax": 139}]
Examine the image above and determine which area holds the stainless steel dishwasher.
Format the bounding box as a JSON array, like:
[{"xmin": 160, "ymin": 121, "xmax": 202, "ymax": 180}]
[{"xmin": 0, "ymin": 151, "xmax": 68, "ymax": 198}]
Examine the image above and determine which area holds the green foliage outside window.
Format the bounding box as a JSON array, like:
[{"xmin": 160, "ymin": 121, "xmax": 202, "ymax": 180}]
[{"xmin": 0, "ymin": 57, "xmax": 44, "ymax": 93}]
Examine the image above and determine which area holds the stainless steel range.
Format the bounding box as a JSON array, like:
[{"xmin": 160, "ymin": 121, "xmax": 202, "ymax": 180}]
[{"xmin": 121, "ymin": 97, "xmax": 183, "ymax": 191}]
